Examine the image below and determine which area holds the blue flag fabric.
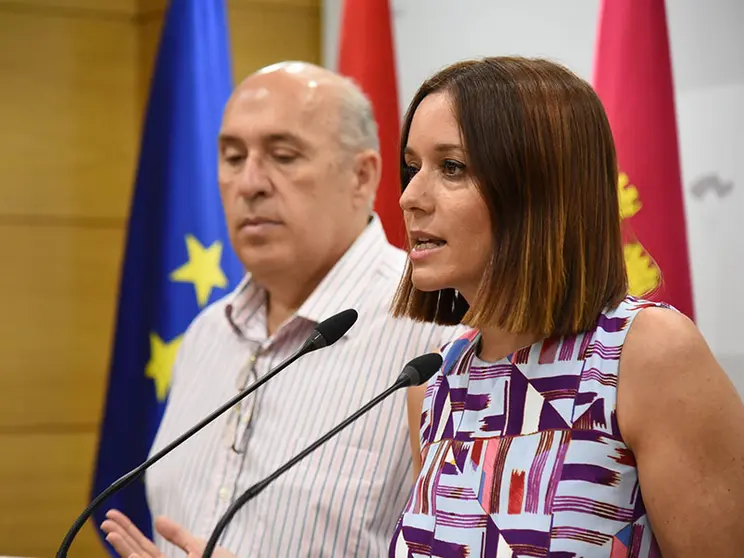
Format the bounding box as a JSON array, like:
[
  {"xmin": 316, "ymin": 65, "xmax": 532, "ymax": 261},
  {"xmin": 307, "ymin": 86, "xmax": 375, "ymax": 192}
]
[{"xmin": 90, "ymin": 0, "xmax": 243, "ymax": 551}]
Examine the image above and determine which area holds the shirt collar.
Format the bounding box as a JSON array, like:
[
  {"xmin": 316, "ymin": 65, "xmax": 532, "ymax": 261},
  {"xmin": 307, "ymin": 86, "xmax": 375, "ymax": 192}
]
[{"xmin": 225, "ymin": 214, "xmax": 396, "ymax": 340}]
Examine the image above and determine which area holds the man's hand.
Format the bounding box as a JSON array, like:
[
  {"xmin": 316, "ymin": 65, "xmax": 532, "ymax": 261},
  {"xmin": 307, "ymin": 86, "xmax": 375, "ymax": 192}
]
[
  {"xmin": 101, "ymin": 510, "xmax": 164, "ymax": 558},
  {"xmin": 101, "ymin": 509, "xmax": 236, "ymax": 558}
]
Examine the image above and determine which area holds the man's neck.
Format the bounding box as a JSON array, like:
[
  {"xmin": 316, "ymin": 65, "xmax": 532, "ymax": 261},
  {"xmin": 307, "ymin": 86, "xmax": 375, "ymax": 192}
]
[
  {"xmin": 264, "ymin": 284, "xmax": 315, "ymax": 337},
  {"xmin": 261, "ymin": 214, "xmax": 372, "ymax": 336},
  {"xmin": 261, "ymin": 256, "xmax": 339, "ymax": 336}
]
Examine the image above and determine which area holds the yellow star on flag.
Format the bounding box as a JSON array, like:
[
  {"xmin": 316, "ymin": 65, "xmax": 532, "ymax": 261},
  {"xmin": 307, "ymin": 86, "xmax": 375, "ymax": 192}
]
[
  {"xmin": 145, "ymin": 332, "xmax": 182, "ymax": 401},
  {"xmin": 170, "ymin": 234, "xmax": 228, "ymax": 307}
]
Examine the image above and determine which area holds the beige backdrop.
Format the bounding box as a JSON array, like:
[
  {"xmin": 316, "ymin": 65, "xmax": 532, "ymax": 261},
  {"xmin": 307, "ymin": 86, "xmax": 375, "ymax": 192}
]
[{"xmin": 0, "ymin": 0, "xmax": 320, "ymax": 555}]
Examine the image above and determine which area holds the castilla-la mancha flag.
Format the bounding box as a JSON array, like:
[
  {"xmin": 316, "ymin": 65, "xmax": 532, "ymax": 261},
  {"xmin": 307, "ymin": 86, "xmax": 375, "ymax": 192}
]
[
  {"xmin": 593, "ymin": 0, "xmax": 695, "ymax": 320},
  {"xmin": 338, "ymin": 0, "xmax": 405, "ymax": 248}
]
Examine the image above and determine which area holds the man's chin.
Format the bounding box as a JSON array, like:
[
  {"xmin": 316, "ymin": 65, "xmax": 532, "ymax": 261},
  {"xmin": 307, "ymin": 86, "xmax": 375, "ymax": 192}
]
[{"xmin": 238, "ymin": 251, "xmax": 292, "ymax": 277}]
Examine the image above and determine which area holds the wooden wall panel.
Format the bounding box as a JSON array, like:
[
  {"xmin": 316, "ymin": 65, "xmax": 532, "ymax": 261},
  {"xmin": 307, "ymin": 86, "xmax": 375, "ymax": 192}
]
[
  {"xmin": 0, "ymin": 0, "xmax": 320, "ymax": 555},
  {"xmin": 0, "ymin": 432, "xmax": 104, "ymax": 557},
  {"xmin": 0, "ymin": 223, "xmax": 123, "ymax": 430},
  {"xmin": 0, "ymin": 9, "xmax": 138, "ymax": 221},
  {"xmin": 0, "ymin": 2, "xmax": 136, "ymax": 557},
  {"xmin": 231, "ymin": 0, "xmax": 320, "ymax": 8},
  {"xmin": 138, "ymin": 0, "xmax": 320, "ymax": 16},
  {"xmin": 0, "ymin": 0, "xmax": 136, "ymax": 16},
  {"xmin": 229, "ymin": 0, "xmax": 321, "ymax": 80},
  {"xmin": 137, "ymin": 0, "xmax": 321, "ymax": 99}
]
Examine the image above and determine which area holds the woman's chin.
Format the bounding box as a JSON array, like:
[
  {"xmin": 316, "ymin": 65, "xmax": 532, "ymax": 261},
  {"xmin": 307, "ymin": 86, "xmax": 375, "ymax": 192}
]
[{"xmin": 411, "ymin": 270, "xmax": 448, "ymax": 293}]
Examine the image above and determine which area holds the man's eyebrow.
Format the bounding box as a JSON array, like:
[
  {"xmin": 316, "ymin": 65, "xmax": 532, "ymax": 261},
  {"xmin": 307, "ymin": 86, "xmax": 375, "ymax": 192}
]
[
  {"xmin": 218, "ymin": 133, "xmax": 241, "ymax": 144},
  {"xmin": 218, "ymin": 132, "xmax": 309, "ymax": 149},
  {"xmin": 264, "ymin": 132, "xmax": 307, "ymax": 147}
]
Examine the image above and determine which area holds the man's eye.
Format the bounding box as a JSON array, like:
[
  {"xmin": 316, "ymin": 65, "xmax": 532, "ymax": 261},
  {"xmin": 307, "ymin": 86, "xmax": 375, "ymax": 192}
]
[
  {"xmin": 225, "ymin": 155, "xmax": 244, "ymax": 165},
  {"xmin": 273, "ymin": 152, "xmax": 298, "ymax": 163}
]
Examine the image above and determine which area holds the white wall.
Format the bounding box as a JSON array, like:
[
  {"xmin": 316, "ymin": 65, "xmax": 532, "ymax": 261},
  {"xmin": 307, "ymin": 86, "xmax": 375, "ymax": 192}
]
[{"xmin": 322, "ymin": 0, "xmax": 744, "ymax": 394}]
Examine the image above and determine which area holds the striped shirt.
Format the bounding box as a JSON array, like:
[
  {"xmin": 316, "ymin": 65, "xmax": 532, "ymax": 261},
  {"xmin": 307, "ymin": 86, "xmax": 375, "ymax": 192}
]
[{"xmin": 145, "ymin": 215, "xmax": 465, "ymax": 557}]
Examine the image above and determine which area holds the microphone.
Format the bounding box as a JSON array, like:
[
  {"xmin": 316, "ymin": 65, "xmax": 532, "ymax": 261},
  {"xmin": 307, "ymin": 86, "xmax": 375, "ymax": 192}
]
[
  {"xmin": 56, "ymin": 308, "xmax": 358, "ymax": 558},
  {"xmin": 202, "ymin": 351, "xmax": 443, "ymax": 558}
]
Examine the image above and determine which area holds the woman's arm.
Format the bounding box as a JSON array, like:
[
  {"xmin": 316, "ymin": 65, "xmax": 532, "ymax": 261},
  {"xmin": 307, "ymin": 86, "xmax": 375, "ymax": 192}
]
[
  {"xmin": 617, "ymin": 306, "xmax": 744, "ymax": 557},
  {"xmin": 406, "ymin": 384, "xmax": 427, "ymax": 479}
]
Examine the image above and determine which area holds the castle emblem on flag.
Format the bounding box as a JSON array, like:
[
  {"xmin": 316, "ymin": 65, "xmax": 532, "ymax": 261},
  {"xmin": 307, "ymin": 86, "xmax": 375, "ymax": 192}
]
[{"xmin": 618, "ymin": 172, "xmax": 661, "ymax": 296}]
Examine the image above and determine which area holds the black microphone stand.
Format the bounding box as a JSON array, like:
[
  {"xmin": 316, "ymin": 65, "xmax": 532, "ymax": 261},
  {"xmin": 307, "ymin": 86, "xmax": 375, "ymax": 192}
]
[
  {"xmin": 56, "ymin": 336, "xmax": 323, "ymax": 558},
  {"xmin": 201, "ymin": 352, "xmax": 440, "ymax": 558}
]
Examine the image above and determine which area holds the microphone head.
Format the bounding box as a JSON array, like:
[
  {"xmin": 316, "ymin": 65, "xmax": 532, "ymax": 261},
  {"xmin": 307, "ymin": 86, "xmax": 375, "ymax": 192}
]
[
  {"xmin": 397, "ymin": 352, "xmax": 443, "ymax": 387},
  {"xmin": 312, "ymin": 309, "xmax": 358, "ymax": 349}
]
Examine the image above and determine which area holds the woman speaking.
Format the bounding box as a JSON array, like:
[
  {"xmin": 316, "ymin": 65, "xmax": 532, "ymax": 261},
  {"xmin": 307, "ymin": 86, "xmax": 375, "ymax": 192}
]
[{"xmin": 389, "ymin": 56, "xmax": 744, "ymax": 557}]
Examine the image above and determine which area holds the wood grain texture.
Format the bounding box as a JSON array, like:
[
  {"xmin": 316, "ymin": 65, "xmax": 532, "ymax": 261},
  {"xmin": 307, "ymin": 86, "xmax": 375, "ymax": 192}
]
[
  {"xmin": 138, "ymin": 0, "xmax": 320, "ymax": 16},
  {"xmin": 0, "ymin": 0, "xmax": 136, "ymax": 18},
  {"xmin": 0, "ymin": 0, "xmax": 320, "ymax": 555},
  {"xmin": 230, "ymin": 0, "xmax": 320, "ymax": 10},
  {"xmin": 0, "ymin": 222, "xmax": 124, "ymax": 430},
  {"xmin": 0, "ymin": 9, "xmax": 138, "ymax": 221},
  {"xmin": 0, "ymin": 5, "xmax": 134, "ymax": 556},
  {"xmin": 137, "ymin": 0, "xmax": 321, "ymax": 93},
  {"xmin": 229, "ymin": 1, "xmax": 321, "ymax": 80},
  {"xmin": 0, "ymin": 431, "xmax": 107, "ymax": 558}
]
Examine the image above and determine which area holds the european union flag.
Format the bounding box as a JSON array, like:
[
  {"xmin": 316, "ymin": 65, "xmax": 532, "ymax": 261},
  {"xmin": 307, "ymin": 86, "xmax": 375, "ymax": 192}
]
[{"xmin": 90, "ymin": 0, "xmax": 243, "ymax": 551}]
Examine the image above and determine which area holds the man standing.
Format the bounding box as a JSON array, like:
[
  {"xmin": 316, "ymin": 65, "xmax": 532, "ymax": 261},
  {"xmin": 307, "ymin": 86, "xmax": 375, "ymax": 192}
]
[{"xmin": 101, "ymin": 62, "xmax": 463, "ymax": 557}]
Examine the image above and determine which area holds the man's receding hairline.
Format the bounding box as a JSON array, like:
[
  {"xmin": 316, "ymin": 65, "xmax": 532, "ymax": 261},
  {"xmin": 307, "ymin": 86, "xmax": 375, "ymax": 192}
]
[
  {"xmin": 230, "ymin": 63, "xmax": 346, "ymax": 111},
  {"xmin": 229, "ymin": 61, "xmax": 380, "ymax": 157},
  {"xmin": 241, "ymin": 61, "xmax": 349, "ymax": 93}
]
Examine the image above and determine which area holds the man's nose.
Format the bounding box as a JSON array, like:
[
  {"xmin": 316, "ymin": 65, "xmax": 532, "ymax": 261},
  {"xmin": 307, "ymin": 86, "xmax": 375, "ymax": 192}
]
[{"xmin": 236, "ymin": 154, "xmax": 271, "ymax": 199}]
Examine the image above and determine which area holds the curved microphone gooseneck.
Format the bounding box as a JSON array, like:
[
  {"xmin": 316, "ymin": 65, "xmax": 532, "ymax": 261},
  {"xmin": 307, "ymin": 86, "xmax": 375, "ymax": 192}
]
[
  {"xmin": 56, "ymin": 308, "xmax": 358, "ymax": 558},
  {"xmin": 202, "ymin": 352, "xmax": 444, "ymax": 558}
]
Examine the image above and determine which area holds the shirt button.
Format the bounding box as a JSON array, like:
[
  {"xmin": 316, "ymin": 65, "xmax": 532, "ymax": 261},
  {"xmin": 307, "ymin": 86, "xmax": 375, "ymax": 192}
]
[{"xmin": 218, "ymin": 487, "xmax": 230, "ymax": 500}]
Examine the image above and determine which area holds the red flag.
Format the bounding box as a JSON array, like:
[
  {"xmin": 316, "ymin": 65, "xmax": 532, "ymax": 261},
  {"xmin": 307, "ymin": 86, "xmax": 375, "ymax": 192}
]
[
  {"xmin": 338, "ymin": 0, "xmax": 405, "ymax": 248},
  {"xmin": 593, "ymin": 0, "xmax": 695, "ymax": 319}
]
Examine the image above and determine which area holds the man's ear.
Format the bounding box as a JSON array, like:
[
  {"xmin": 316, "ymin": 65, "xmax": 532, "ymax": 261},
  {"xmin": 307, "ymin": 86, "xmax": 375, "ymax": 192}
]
[{"xmin": 351, "ymin": 149, "xmax": 382, "ymax": 210}]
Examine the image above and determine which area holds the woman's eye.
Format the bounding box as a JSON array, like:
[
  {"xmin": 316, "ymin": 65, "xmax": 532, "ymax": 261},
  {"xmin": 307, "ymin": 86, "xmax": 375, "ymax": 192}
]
[
  {"xmin": 442, "ymin": 159, "xmax": 465, "ymax": 177},
  {"xmin": 404, "ymin": 164, "xmax": 420, "ymax": 179}
]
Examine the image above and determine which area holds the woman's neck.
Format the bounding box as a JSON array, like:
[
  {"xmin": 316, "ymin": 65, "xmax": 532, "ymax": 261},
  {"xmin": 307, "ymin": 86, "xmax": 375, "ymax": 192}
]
[{"xmin": 477, "ymin": 324, "xmax": 543, "ymax": 363}]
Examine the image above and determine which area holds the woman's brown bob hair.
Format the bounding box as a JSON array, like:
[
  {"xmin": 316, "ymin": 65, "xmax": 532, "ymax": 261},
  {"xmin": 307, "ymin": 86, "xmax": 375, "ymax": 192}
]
[{"xmin": 391, "ymin": 56, "xmax": 628, "ymax": 337}]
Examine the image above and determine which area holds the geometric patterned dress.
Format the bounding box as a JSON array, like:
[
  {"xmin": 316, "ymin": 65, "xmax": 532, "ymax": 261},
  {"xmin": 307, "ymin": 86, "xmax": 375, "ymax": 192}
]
[{"xmin": 389, "ymin": 296, "xmax": 670, "ymax": 557}]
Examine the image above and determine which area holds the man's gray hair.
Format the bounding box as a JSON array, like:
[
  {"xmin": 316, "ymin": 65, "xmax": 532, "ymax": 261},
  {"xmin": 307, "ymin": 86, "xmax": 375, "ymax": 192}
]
[{"xmin": 335, "ymin": 76, "xmax": 381, "ymax": 155}]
